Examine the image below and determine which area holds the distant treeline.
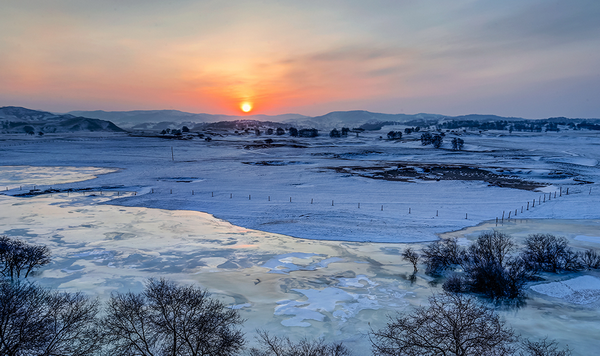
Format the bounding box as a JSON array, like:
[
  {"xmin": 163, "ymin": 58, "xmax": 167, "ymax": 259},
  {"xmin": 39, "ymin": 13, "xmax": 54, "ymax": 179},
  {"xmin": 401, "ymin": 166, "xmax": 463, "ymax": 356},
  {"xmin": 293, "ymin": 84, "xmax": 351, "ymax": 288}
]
[{"xmin": 399, "ymin": 118, "xmax": 600, "ymax": 132}]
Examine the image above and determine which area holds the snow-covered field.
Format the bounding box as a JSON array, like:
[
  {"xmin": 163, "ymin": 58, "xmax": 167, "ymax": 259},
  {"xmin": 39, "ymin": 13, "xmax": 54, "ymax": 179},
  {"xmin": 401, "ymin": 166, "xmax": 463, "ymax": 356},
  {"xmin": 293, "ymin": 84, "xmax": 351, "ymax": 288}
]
[{"xmin": 1, "ymin": 128, "xmax": 599, "ymax": 354}]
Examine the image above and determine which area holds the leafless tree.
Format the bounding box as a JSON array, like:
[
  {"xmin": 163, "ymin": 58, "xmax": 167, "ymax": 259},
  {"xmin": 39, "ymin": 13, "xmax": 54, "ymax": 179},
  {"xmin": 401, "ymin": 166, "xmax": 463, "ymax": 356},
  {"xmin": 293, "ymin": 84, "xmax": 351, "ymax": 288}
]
[
  {"xmin": 0, "ymin": 235, "xmax": 51, "ymax": 279},
  {"xmin": 580, "ymin": 249, "xmax": 600, "ymax": 270},
  {"xmin": 521, "ymin": 234, "xmax": 581, "ymax": 272},
  {"xmin": 422, "ymin": 237, "xmax": 464, "ymax": 275},
  {"xmin": 401, "ymin": 248, "xmax": 420, "ymax": 272},
  {"xmin": 0, "ymin": 281, "xmax": 103, "ymax": 356},
  {"xmin": 248, "ymin": 330, "xmax": 351, "ymax": 356},
  {"xmin": 370, "ymin": 292, "xmax": 517, "ymax": 356},
  {"xmin": 519, "ymin": 337, "xmax": 571, "ymax": 356},
  {"xmin": 102, "ymin": 278, "xmax": 245, "ymax": 356}
]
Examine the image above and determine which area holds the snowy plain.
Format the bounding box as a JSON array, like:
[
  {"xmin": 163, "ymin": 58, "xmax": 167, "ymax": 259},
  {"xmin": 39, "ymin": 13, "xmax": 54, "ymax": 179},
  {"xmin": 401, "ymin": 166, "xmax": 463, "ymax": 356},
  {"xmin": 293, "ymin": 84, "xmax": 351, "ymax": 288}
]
[{"xmin": 1, "ymin": 128, "xmax": 600, "ymax": 354}]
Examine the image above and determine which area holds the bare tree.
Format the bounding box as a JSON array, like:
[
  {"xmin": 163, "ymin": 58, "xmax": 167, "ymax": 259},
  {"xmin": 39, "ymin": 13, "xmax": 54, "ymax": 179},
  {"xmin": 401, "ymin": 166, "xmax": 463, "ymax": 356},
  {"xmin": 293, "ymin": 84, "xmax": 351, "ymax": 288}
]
[
  {"xmin": 103, "ymin": 278, "xmax": 245, "ymax": 356},
  {"xmin": 521, "ymin": 234, "xmax": 581, "ymax": 272},
  {"xmin": 370, "ymin": 292, "xmax": 517, "ymax": 356},
  {"xmin": 0, "ymin": 281, "xmax": 103, "ymax": 356},
  {"xmin": 519, "ymin": 337, "xmax": 571, "ymax": 356},
  {"xmin": 422, "ymin": 238, "xmax": 464, "ymax": 275},
  {"xmin": 0, "ymin": 235, "xmax": 51, "ymax": 279},
  {"xmin": 248, "ymin": 330, "xmax": 351, "ymax": 356},
  {"xmin": 401, "ymin": 248, "xmax": 420, "ymax": 272},
  {"xmin": 580, "ymin": 249, "xmax": 600, "ymax": 270}
]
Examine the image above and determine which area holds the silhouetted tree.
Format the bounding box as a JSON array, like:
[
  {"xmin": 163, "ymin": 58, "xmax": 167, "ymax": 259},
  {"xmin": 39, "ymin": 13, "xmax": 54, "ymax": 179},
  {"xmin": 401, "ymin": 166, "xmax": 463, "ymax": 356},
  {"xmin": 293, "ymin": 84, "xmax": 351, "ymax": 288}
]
[
  {"xmin": 0, "ymin": 235, "xmax": 51, "ymax": 279},
  {"xmin": 432, "ymin": 134, "xmax": 443, "ymax": 148},
  {"xmin": 267, "ymin": 128, "xmax": 274, "ymax": 135},
  {"xmin": 580, "ymin": 249, "xmax": 600, "ymax": 270},
  {"xmin": 330, "ymin": 129, "xmax": 341, "ymax": 138},
  {"xmin": 249, "ymin": 330, "xmax": 351, "ymax": 356},
  {"xmin": 289, "ymin": 127, "xmax": 298, "ymax": 137},
  {"xmin": 420, "ymin": 132, "xmax": 433, "ymax": 145},
  {"xmin": 0, "ymin": 281, "xmax": 104, "ymax": 356},
  {"xmin": 422, "ymin": 238, "xmax": 464, "ymax": 275},
  {"xmin": 521, "ymin": 234, "xmax": 581, "ymax": 273},
  {"xmin": 103, "ymin": 278, "xmax": 245, "ymax": 356},
  {"xmin": 387, "ymin": 131, "xmax": 402, "ymax": 140},
  {"xmin": 519, "ymin": 337, "xmax": 572, "ymax": 356},
  {"xmin": 341, "ymin": 127, "xmax": 350, "ymax": 136},
  {"xmin": 401, "ymin": 248, "xmax": 419, "ymax": 272},
  {"xmin": 452, "ymin": 137, "xmax": 464, "ymax": 150},
  {"xmin": 276, "ymin": 127, "xmax": 285, "ymax": 135},
  {"xmin": 182, "ymin": 126, "xmax": 190, "ymax": 132},
  {"xmin": 370, "ymin": 292, "xmax": 517, "ymax": 356}
]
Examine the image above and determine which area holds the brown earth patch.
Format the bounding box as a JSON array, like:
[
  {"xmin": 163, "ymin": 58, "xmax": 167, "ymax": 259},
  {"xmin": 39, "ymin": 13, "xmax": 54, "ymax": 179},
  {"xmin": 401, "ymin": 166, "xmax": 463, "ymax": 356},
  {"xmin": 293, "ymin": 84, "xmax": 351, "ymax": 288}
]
[{"xmin": 328, "ymin": 163, "xmax": 546, "ymax": 191}]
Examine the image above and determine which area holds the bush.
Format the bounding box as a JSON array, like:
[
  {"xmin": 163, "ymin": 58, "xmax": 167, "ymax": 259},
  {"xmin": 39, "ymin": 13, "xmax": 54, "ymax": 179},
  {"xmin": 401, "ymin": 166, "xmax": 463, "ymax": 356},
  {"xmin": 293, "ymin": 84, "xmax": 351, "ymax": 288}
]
[
  {"xmin": 521, "ymin": 234, "xmax": 581, "ymax": 272},
  {"xmin": 422, "ymin": 238, "xmax": 464, "ymax": 275},
  {"xmin": 460, "ymin": 232, "xmax": 533, "ymax": 299},
  {"xmin": 580, "ymin": 249, "xmax": 600, "ymax": 270},
  {"xmin": 103, "ymin": 278, "xmax": 245, "ymax": 356},
  {"xmin": 370, "ymin": 292, "xmax": 517, "ymax": 356},
  {"xmin": 249, "ymin": 330, "xmax": 351, "ymax": 356}
]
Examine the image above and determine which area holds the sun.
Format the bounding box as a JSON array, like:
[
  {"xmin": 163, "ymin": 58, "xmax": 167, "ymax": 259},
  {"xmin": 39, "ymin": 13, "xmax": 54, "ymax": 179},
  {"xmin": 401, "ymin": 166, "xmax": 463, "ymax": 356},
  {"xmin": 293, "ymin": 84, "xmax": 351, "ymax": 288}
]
[{"xmin": 241, "ymin": 103, "xmax": 252, "ymax": 113}]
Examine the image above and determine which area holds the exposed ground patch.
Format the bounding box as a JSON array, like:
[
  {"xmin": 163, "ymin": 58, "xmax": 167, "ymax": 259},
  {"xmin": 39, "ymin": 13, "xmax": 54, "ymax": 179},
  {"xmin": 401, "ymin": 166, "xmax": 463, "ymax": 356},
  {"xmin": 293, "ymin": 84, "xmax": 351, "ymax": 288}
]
[{"xmin": 327, "ymin": 163, "xmax": 548, "ymax": 191}]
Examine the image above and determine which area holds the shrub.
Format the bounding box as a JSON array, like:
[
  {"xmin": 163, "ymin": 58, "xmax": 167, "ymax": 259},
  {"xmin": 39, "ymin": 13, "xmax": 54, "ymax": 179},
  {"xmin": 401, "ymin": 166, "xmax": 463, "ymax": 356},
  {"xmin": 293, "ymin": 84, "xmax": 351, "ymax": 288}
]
[
  {"xmin": 521, "ymin": 234, "xmax": 581, "ymax": 272},
  {"xmin": 422, "ymin": 238, "xmax": 464, "ymax": 275},
  {"xmin": 580, "ymin": 249, "xmax": 600, "ymax": 270}
]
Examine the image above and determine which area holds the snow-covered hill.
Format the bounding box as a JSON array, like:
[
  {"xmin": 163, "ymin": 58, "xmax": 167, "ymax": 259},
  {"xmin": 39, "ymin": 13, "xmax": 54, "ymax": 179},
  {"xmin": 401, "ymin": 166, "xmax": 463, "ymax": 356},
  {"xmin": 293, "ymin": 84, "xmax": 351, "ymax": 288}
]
[{"xmin": 0, "ymin": 106, "xmax": 125, "ymax": 134}]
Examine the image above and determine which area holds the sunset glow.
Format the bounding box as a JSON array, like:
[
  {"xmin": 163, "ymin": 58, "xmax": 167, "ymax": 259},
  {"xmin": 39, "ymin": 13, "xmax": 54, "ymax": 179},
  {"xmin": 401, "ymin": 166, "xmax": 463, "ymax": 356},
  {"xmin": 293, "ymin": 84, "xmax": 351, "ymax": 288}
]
[
  {"xmin": 241, "ymin": 103, "xmax": 252, "ymax": 113},
  {"xmin": 0, "ymin": 1, "xmax": 599, "ymax": 118}
]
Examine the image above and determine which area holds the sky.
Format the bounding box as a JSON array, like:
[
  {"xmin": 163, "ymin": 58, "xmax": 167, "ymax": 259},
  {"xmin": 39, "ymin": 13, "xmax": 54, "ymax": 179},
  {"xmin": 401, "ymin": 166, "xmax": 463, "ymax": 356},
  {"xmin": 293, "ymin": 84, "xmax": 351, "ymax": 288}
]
[{"xmin": 1, "ymin": 0, "xmax": 599, "ymax": 118}]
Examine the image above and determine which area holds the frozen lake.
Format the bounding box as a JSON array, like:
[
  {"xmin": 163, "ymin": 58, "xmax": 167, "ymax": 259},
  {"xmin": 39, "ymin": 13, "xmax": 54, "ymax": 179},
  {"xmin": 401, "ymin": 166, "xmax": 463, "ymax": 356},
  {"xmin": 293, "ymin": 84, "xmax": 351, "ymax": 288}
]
[{"xmin": 1, "ymin": 129, "xmax": 599, "ymax": 354}]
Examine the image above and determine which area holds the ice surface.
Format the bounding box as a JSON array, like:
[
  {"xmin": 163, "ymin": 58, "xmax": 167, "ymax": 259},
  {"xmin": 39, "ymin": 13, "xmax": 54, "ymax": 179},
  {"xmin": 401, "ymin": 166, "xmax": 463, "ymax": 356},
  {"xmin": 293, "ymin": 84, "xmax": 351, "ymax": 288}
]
[
  {"xmin": 1, "ymin": 130, "xmax": 600, "ymax": 354},
  {"xmin": 531, "ymin": 276, "xmax": 600, "ymax": 304},
  {"xmin": 574, "ymin": 235, "xmax": 600, "ymax": 244}
]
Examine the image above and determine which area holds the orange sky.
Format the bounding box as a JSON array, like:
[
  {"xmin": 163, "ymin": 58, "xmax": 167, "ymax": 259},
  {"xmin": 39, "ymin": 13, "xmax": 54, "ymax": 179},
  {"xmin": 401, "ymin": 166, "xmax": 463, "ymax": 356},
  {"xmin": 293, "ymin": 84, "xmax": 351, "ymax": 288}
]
[{"xmin": 1, "ymin": 1, "xmax": 599, "ymax": 118}]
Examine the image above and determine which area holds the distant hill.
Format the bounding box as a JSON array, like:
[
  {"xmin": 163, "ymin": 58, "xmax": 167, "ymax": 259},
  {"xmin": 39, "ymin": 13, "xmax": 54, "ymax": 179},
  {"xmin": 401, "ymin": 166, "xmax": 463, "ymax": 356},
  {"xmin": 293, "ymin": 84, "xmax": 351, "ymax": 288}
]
[
  {"xmin": 68, "ymin": 109, "xmax": 309, "ymax": 129},
  {"xmin": 283, "ymin": 110, "xmax": 448, "ymax": 130},
  {"xmin": 0, "ymin": 106, "xmax": 125, "ymax": 134}
]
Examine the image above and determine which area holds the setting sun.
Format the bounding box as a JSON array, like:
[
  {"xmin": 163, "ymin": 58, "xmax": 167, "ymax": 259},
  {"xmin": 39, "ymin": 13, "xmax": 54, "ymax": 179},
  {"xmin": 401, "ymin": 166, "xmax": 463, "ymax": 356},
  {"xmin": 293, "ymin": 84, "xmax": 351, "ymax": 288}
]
[{"xmin": 241, "ymin": 103, "xmax": 252, "ymax": 113}]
